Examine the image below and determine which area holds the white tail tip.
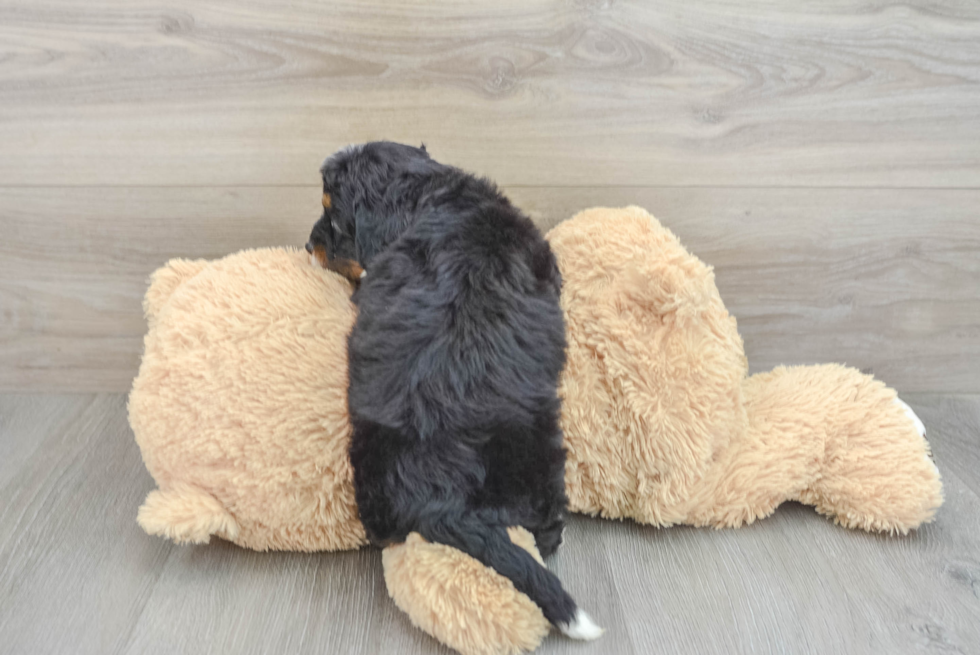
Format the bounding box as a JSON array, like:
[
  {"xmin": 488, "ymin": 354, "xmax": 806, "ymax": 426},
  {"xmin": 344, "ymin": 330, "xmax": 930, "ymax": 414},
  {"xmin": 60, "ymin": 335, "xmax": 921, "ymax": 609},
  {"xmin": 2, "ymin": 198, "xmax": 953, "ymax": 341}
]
[{"xmin": 559, "ymin": 608, "xmax": 604, "ymax": 640}]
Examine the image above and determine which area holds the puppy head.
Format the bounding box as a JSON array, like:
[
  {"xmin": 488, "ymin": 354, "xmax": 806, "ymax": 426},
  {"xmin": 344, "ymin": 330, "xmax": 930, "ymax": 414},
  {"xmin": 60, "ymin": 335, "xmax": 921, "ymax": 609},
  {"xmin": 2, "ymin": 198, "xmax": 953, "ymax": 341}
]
[
  {"xmin": 306, "ymin": 142, "xmax": 433, "ymax": 282},
  {"xmin": 306, "ymin": 179, "xmax": 364, "ymax": 282}
]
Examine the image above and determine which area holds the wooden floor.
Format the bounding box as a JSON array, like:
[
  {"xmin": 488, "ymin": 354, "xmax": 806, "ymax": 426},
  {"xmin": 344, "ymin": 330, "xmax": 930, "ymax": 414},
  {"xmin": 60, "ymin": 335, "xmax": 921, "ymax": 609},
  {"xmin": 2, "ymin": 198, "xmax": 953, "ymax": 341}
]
[
  {"xmin": 2, "ymin": 1, "xmax": 979, "ymax": 653},
  {"xmin": 1, "ymin": 0, "xmax": 979, "ymax": 393},
  {"xmin": 0, "ymin": 393, "xmax": 978, "ymax": 654}
]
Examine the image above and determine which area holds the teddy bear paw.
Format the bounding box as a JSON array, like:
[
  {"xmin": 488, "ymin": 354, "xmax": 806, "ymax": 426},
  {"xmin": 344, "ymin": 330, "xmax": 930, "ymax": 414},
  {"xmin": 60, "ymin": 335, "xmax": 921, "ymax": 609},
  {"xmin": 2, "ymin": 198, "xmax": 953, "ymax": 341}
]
[{"xmin": 894, "ymin": 397, "xmax": 926, "ymax": 438}]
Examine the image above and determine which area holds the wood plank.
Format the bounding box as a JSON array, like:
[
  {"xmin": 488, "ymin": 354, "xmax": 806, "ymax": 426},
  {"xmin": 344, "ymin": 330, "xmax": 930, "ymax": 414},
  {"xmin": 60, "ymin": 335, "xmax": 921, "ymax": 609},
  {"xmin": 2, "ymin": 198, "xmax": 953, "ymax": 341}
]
[
  {"xmin": 1, "ymin": 0, "xmax": 979, "ymax": 187},
  {"xmin": 0, "ymin": 394, "xmax": 175, "ymax": 655},
  {"xmin": 515, "ymin": 186, "xmax": 980, "ymax": 396},
  {"xmin": 0, "ymin": 186, "xmax": 317, "ymax": 392},
  {"xmin": 0, "ymin": 393, "xmax": 977, "ymax": 654},
  {"xmin": 1, "ymin": 186, "xmax": 977, "ymax": 393},
  {"xmin": 594, "ymin": 471, "xmax": 980, "ymax": 654},
  {"xmin": 119, "ymin": 541, "xmax": 424, "ymax": 655},
  {"xmin": 0, "ymin": 394, "xmax": 92, "ymax": 482},
  {"xmin": 903, "ymin": 394, "xmax": 980, "ymax": 500}
]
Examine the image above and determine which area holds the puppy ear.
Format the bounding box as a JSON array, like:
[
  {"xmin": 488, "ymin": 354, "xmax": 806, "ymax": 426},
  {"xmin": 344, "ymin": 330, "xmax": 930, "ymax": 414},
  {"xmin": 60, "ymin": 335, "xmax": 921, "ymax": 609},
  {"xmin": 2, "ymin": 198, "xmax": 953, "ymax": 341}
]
[{"xmin": 419, "ymin": 143, "xmax": 427, "ymax": 154}]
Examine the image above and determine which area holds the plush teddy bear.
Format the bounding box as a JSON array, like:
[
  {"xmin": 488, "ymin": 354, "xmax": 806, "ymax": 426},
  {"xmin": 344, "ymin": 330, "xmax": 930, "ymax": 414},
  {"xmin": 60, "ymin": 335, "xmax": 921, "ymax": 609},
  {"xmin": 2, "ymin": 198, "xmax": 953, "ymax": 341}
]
[{"xmin": 130, "ymin": 206, "xmax": 942, "ymax": 655}]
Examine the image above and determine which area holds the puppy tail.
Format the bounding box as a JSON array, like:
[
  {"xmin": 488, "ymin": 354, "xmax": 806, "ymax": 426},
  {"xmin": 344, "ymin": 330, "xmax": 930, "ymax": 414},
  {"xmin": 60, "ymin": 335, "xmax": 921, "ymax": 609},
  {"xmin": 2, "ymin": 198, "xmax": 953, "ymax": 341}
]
[{"xmin": 418, "ymin": 513, "xmax": 603, "ymax": 640}]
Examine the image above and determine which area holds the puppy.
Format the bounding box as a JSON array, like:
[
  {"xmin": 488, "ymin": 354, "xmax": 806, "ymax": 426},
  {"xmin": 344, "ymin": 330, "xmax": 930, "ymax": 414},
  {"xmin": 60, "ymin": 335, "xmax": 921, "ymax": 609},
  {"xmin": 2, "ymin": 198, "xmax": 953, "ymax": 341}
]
[{"xmin": 307, "ymin": 142, "xmax": 601, "ymax": 639}]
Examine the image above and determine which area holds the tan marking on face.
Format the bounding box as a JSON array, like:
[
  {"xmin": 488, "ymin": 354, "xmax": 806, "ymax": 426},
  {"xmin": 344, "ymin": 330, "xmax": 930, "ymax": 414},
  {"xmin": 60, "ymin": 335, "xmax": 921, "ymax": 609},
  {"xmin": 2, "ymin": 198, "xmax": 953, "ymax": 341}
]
[
  {"xmin": 311, "ymin": 244, "xmax": 365, "ymax": 283},
  {"xmin": 328, "ymin": 257, "xmax": 365, "ymax": 282},
  {"xmin": 322, "ymin": 192, "xmax": 332, "ymax": 210},
  {"xmin": 312, "ymin": 244, "xmax": 328, "ymax": 268}
]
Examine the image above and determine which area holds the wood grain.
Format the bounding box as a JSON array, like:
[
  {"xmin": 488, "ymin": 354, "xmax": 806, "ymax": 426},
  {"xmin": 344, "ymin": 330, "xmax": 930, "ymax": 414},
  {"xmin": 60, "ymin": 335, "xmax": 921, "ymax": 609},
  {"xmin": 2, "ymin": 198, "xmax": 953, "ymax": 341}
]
[
  {"xmin": 904, "ymin": 394, "xmax": 980, "ymax": 500},
  {"xmin": 0, "ymin": 393, "xmax": 977, "ymax": 654},
  {"xmin": 0, "ymin": 0, "xmax": 979, "ymax": 187},
  {"xmin": 0, "ymin": 394, "xmax": 173, "ymax": 655},
  {"xmin": 2, "ymin": 1, "xmax": 978, "ymax": 651},
  {"xmin": 2, "ymin": 186, "xmax": 977, "ymax": 393}
]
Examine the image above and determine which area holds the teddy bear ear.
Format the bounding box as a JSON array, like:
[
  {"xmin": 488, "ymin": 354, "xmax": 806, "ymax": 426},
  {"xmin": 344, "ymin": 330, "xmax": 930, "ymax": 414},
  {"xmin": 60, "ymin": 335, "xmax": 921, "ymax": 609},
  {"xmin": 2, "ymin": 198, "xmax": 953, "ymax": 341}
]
[{"xmin": 143, "ymin": 258, "xmax": 209, "ymax": 322}]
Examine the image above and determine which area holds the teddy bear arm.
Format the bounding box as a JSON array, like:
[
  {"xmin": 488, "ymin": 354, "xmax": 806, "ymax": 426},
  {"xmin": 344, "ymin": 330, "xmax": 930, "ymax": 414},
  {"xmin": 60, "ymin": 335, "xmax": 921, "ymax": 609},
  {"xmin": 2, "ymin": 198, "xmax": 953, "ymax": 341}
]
[{"xmin": 137, "ymin": 482, "xmax": 240, "ymax": 545}]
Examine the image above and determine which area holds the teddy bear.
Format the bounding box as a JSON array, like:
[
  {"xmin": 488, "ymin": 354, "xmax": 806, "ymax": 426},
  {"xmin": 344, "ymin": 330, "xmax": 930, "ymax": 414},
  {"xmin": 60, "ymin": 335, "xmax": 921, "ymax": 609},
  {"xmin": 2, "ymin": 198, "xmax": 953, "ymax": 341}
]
[{"xmin": 130, "ymin": 206, "xmax": 942, "ymax": 655}]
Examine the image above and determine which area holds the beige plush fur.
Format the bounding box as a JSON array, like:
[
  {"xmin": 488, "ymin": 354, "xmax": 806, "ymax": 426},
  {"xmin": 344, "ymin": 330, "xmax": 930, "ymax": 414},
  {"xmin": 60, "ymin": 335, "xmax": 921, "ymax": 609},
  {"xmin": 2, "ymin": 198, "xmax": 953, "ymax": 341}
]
[
  {"xmin": 130, "ymin": 248, "xmax": 365, "ymax": 552},
  {"xmin": 383, "ymin": 528, "xmax": 549, "ymax": 655},
  {"xmin": 130, "ymin": 207, "xmax": 942, "ymax": 655},
  {"xmin": 551, "ymin": 207, "xmax": 943, "ymax": 533}
]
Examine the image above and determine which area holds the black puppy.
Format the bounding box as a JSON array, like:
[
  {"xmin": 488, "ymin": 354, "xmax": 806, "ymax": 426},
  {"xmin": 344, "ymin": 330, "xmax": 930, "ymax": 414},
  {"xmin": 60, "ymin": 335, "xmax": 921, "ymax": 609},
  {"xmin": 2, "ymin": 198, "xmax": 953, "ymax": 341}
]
[{"xmin": 307, "ymin": 142, "xmax": 601, "ymax": 638}]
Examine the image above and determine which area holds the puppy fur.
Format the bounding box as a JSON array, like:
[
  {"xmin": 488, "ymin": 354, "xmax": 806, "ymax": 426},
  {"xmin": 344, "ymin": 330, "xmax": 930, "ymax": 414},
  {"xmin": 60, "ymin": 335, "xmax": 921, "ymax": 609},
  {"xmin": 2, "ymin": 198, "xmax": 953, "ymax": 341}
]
[{"xmin": 308, "ymin": 142, "xmax": 598, "ymax": 636}]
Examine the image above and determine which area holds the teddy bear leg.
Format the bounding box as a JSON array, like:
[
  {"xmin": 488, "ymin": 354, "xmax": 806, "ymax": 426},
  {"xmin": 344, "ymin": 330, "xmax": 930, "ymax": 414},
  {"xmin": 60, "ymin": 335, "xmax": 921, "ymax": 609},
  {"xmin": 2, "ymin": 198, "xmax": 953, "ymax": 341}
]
[
  {"xmin": 382, "ymin": 528, "xmax": 551, "ymax": 655},
  {"xmin": 766, "ymin": 366, "xmax": 944, "ymax": 533},
  {"xmin": 697, "ymin": 365, "xmax": 942, "ymax": 534}
]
